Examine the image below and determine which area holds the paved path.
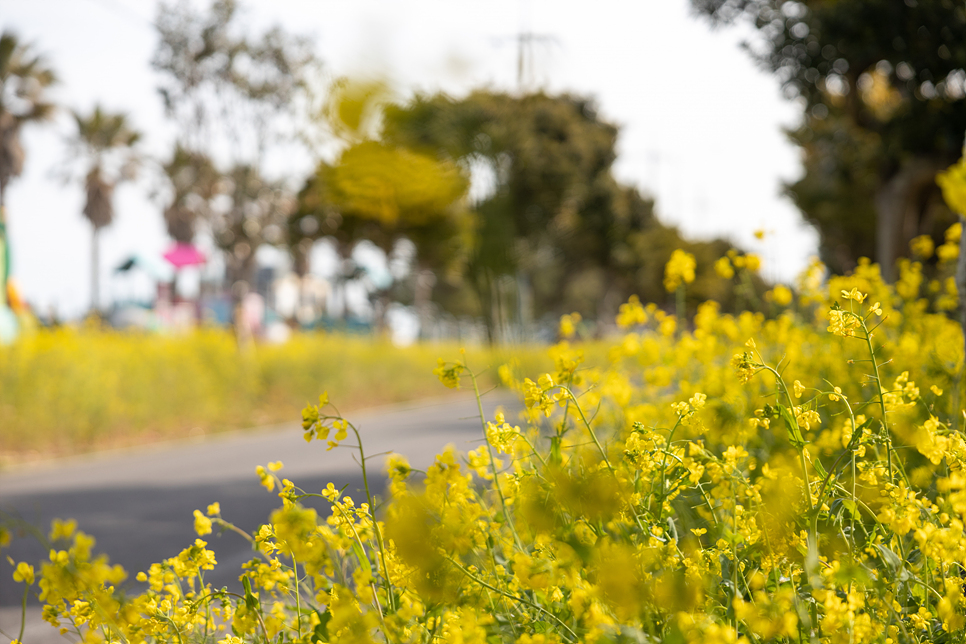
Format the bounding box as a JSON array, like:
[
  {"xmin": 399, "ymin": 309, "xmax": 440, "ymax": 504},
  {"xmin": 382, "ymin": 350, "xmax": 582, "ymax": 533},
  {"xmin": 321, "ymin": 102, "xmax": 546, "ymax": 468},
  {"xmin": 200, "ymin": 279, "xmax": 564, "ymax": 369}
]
[{"xmin": 0, "ymin": 391, "xmax": 518, "ymax": 642}]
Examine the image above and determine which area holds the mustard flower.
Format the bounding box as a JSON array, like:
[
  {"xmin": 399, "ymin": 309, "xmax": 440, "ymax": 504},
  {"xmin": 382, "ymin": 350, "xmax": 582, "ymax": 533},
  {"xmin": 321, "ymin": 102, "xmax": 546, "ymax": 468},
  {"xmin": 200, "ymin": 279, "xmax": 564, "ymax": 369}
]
[
  {"xmin": 937, "ymin": 155, "xmax": 966, "ymax": 215},
  {"xmin": 193, "ymin": 510, "xmax": 213, "ymax": 536},
  {"xmin": 664, "ymin": 249, "xmax": 696, "ymax": 293},
  {"xmin": 616, "ymin": 295, "xmax": 648, "ymax": 327},
  {"xmin": 714, "ymin": 256, "xmax": 735, "ymax": 279},
  {"xmin": 433, "ymin": 358, "xmax": 464, "ymax": 389}
]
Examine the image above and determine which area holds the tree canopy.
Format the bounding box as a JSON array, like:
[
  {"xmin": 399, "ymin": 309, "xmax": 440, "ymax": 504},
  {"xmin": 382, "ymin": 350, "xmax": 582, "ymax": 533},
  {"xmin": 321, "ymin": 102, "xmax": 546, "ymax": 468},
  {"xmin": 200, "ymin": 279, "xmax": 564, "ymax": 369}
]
[
  {"xmin": 67, "ymin": 106, "xmax": 140, "ymax": 312},
  {"xmin": 296, "ymin": 89, "xmax": 734, "ymax": 339},
  {"xmin": 693, "ymin": 0, "xmax": 966, "ymax": 276},
  {"xmin": 152, "ymin": 0, "xmax": 318, "ymax": 301},
  {"xmin": 0, "ymin": 30, "xmax": 56, "ymax": 212}
]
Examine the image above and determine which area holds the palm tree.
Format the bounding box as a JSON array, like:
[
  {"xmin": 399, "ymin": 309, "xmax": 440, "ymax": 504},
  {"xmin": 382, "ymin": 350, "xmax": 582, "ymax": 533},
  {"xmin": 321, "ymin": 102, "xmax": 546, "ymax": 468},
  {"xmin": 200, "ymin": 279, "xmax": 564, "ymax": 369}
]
[
  {"xmin": 0, "ymin": 32, "xmax": 56, "ymax": 321},
  {"xmin": 69, "ymin": 106, "xmax": 140, "ymax": 312},
  {"xmin": 0, "ymin": 31, "xmax": 56, "ymax": 213}
]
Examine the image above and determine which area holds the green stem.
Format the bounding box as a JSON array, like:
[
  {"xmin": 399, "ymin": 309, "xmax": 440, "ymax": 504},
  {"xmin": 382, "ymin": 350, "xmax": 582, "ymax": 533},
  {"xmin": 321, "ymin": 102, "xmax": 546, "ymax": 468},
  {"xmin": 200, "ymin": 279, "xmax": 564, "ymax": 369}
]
[
  {"xmin": 657, "ymin": 416, "xmax": 684, "ymax": 523},
  {"xmin": 348, "ymin": 422, "xmax": 397, "ymax": 613},
  {"xmin": 223, "ymin": 591, "xmax": 271, "ymax": 642},
  {"xmin": 562, "ymin": 387, "xmax": 648, "ymax": 533},
  {"xmin": 292, "ymin": 556, "xmax": 302, "ymax": 642},
  {"xmin": 17, "ymin": 584, "xmax": 27, "ymax": 644},
  {"xmin": 854, "ymin": 312, "xmax": 912, "ymax": 490},
  {"xmin": 469, "ymin": 367, "xmax": 523, "ymax": 549},
  {"xmin": 445, "ymin": 555, "xmax": 578, "ymax": 643},
  {"xmin": 759, "ymin": 363, "xmax": 813, "ymax": 511}
]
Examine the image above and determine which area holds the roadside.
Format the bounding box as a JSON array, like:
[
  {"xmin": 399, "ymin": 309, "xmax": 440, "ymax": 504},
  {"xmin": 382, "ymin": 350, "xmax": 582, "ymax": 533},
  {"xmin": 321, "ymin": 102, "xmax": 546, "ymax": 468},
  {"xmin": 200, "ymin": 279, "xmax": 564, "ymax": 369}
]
[
  {"xmin": 0, "ymin": 330, "xmax": 552, "ymax": 465},
  {"xmin": 0, "ymin": 391, "xmax": 521, "ymax": 628}
]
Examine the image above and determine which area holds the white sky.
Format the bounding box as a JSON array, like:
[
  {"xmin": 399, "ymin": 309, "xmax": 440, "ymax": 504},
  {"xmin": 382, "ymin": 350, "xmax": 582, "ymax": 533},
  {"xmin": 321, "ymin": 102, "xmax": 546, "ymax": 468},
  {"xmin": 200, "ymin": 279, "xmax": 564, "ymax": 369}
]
[{"xmin": 1, "ymin": 0, "xmax": 818, "ymax": 318}]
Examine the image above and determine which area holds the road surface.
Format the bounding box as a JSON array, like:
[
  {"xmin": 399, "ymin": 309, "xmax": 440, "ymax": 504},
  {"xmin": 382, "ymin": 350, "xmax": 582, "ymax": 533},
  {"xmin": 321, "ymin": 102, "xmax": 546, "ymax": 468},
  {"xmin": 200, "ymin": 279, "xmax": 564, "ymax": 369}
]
[{"xmin": 0, "ymin": 391, "xmax": 518, "ymax": 642}]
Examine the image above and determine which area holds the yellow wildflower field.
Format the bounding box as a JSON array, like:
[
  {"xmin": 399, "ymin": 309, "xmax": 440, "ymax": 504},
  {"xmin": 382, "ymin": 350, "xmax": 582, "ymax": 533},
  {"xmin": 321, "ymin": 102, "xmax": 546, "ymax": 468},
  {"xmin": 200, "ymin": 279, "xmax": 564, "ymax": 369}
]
[
  {"xmin": 0, "ymin": 330, "xmax": 554, "ymax": 463},
  {"xmin": 5, "ymin": 240, "xmax": 966, "ymax": 643}
]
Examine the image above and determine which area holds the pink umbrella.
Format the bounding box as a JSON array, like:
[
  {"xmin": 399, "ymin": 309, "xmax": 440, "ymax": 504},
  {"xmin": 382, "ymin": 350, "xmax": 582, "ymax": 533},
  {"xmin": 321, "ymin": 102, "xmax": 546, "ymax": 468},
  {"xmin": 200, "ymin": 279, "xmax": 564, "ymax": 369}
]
[{"xmin": 163, "ymin": 243, "xmax": 207, "ymax": 268}]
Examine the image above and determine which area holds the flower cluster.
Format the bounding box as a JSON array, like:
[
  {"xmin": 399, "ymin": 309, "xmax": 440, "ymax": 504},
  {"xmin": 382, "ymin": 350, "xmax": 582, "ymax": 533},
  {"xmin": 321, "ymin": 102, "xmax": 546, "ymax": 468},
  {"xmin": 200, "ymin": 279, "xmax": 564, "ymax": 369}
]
[
  {"xmin": 6, "ymin": 246, "xmax": 966, "ymax": 644},
  {"xmin": 663, "ymin": 248, "xmax": 696, "ymax": 293}
]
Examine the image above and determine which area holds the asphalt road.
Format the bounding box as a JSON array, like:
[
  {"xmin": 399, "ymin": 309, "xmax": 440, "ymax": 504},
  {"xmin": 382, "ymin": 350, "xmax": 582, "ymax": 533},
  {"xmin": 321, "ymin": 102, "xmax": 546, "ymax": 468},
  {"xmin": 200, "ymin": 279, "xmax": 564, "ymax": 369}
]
[{"xmin": 0, "ymin": 391, "xmax": 517, "ymax": 641}]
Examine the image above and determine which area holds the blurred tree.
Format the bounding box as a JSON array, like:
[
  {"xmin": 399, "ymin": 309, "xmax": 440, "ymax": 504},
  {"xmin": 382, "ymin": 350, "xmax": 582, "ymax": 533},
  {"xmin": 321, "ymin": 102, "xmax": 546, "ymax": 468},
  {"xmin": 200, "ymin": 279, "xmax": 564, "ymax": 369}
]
[
  {"xmin": 692, "ymin": 0, "xmax": 966, "ymax": 277},
  {"xmin": 292, "ymin": 79, "xmax": 472, "ymax": 328},
  {"xmin": 153, "ymin": 0, "xmax": 315, "ymax": 164},
  {"xmin": 67, "ymin": 106, "xmax": 140, "ymax": 313},
  {"xmin": 161, "ymin": 145, "xmax": 221, "ymax": 244},
  {"xmin": 212, "ymin": 163, "xmax": 291, "ymax": 293},
  {"xmin": 382, "ymin": 90, "xmax": 732, "ymax": 340},
  {"xmin": 0, "ymin": 31, "xmax": 57, "ymax": 325},
  {"xmin": 0, "ymin": 31, "xmax": 57, "ymax": 212},
  {"xmin": 153, "ymin": 0, "xmax": 317, "ymax": 308}
]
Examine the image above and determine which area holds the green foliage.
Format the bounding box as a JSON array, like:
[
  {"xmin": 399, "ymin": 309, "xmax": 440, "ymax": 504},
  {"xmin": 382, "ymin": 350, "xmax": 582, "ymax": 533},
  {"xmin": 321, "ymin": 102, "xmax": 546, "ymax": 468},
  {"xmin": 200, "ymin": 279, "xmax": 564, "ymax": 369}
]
[
  {"xmin": 296, "ymin": 89, "xmax": 736, "ymax": 339},
  {"xmin": 0, "ymin": 30, "xmax": 57, "ymax": 207},
  {"xmin": 692, "ymin": 0, "xmax": 966, "ymax": 275}
]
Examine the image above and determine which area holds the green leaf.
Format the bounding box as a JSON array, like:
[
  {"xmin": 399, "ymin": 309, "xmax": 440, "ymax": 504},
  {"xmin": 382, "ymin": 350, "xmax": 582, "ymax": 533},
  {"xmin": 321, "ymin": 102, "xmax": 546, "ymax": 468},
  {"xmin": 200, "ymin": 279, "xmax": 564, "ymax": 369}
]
[
  {"xmin": 312, "ymin": 608, "xmax": 331, "ymax": 642},
  {"xmin": 812, "ymin": 456, "xmax": 828, "ymax": 479},
  {"xmin": 242, "ymin": 575, "xmax": 259, "ymax": 611},
  {"xmin": 351, "ymin": 540, "xmax": 373, "ymax": 576},
  {"xmin": 876, "ymin": 544, "xmax": 902, "ymax": 575},
  {"xmin": 779, "ymin": 404, "xmax": 807, "ymax": 449}
]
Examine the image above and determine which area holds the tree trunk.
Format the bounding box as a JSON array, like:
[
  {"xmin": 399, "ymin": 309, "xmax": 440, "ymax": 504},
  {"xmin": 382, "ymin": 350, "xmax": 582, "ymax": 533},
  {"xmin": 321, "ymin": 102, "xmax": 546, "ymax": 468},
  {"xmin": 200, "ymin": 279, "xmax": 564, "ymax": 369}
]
[
  {"xmin": 91, "ymin": 226, "xmax": 100, "ymax": 314},
  {"xmin": 413, "ymin": 269, "xmax": 436, "ymax": 340},
  {"xmin": 874, "ymin": 159, "xmax": 945, "ymax": 281},
  {"xmin": 474, "ymin": 270, "xmax": 497, "ymax": 346}
]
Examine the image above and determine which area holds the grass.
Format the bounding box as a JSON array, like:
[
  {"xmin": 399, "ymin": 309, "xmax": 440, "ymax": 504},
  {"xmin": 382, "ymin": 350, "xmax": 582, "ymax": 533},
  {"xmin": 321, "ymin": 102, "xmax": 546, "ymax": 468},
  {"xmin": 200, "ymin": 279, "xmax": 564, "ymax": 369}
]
[{"xmin": 0, "ymin": 326, "xmax": 566, "ymax": 465}]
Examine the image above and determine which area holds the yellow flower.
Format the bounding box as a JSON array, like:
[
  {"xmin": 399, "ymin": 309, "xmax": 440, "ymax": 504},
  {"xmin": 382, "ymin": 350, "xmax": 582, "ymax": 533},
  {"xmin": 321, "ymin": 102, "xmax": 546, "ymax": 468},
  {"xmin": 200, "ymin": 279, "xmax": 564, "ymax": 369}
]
[
  {"xmin": 616, "ymin": 295, "xmax": 648, "ymax": 327},
  {"xmin": 433, "ymin": 358, "xmax": 464, "ymax": 389},
  {"xmin": 946, "ymin": 220, "xmax": 962, "ymax": 244},
  {"xmin": 840, "ymin": 287, "xmax": 868, "ymax": 303},
  {"xmin": 193, "ymin": 509, "xmax": 213, "ymax": 536},
  {"xmin": 689, "ymin": 392, "xmax": 708, "ymax": 409},
  {"xmin": 827, "ymin": 308, "xmax": 860, "ymax": 337},
  {"xmin": 793, "ymin": 380, "xmax": 804, "ymax": 399},
  {"xmin": 910, "ymin": 234, "xmax": 934, "ymax": 259},
  {"xmin": 744, "ymin": 253, "xmax": 762, "ymax": 272},
  {"xmin": 386, "ymin": 453, "xmax": 411, "ymax": 479},
  {"xmin": 767, "ymin": 284, "xmax": 793, "ymax": 306},
  {"xmin": 937, "ymin": 155, "xmax": 966, "ymax": 215},
  {"xmin": 206, "ymin": 502, "xmax": 221, "ymax": 516},
  {"xmin": 559, "ymin": 312, "xmax": 580, "ymax": 338},
  {"xmin": 12, "ymin": 562, "xmax": 34, "ymax": 585},
  {"xmin": 714, "ymin": 256, "xmax": 735, "ymax": 279},
  {"xmin": 937, "ymin": 241, "xmax": 959, "ymax": 263},
  {"xmin": 664, "ymin": 249, "xmax": 696, "ymax": 292},
  {"xmin": 256, "ymin": 465, "xmax": 275, "ymax": 491},
  {"xmin": 48, "ymin": 519, "xmax": 77, "ymax": 542}
]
